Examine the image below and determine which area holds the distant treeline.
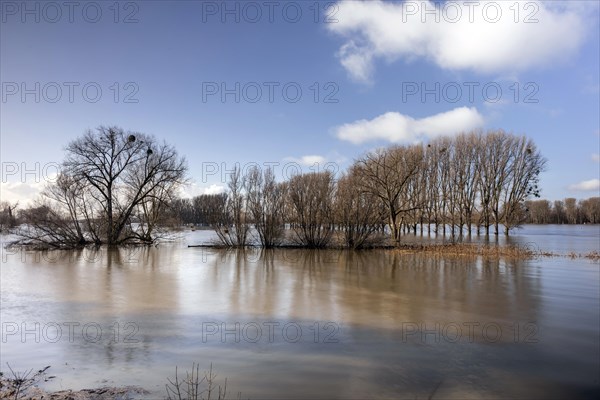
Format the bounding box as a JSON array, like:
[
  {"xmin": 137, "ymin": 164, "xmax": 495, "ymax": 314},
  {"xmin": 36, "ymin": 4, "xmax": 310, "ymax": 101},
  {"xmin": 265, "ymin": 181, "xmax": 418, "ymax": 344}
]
[
  {"xmin": 170, "ymin": 130, "xmax": 548, "ymax": 248},
  {"xmin": 524, "ymin": 198, "xmax": 600, "ymax": 224},
  {"xmin": 0, "ymin": 202, "xmax": 18, "ymax": 231}
]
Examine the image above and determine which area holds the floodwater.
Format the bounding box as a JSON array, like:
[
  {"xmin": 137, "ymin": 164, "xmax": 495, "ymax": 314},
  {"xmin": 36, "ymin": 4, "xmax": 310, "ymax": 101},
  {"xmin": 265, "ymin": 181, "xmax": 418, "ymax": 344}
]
[{"xmin": 1, "ymin": 225, "xmax": 599, "ymax": 399}]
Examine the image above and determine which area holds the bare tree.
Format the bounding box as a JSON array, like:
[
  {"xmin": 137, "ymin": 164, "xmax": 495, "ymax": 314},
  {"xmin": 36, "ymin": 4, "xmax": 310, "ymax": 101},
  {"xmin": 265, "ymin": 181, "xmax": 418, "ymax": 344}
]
[
  {"xmin": 246, "ymin": 166, "xmax": 287, "ymax": 247},
  {"xmin": 16, "ymin": 173, "xmax": 90, "ymax": 247},
  {"xmin": 501, "ymin": 136, "xmax": 546, "ymax": 234},
  {"xmin": 287, "ymin": 171, "xmax": 335, "ymax": 248},
  {"xmin": 61, "ymin": 126, "xmax": 187, "ymax": 245},
  {"xmin": 18, "ymin": 126, "xmax": 187, "ymax": 247},
  {"xmin": 454, "ymin": 133, "xmax": 481, "ymax": 238},
  {"xmin": 564, "ymin": 198, "xmax": 579, "ymax": 224},
  {"xmin": 477, "ymin": 131, "xmax": 512, "ymax": 235},
  {"xmin": 420, "ymin": 145, "xmax": 438, "ymax": 235},
  {"xmin": 355, "ymin": 145, "xmax": 424, "ymax": 243},
  {"xmin": 580, "ymin": 197, "xmax": 600, "ymax": 224},
  {"xmin": 134, "ymin": 182, "xmax": 178, "ymax": 241},
  {"xmin": 442, "ymin": 139, "xmax": 462, "ymax": 239},
  {"xmin": 212, "ymin": 166, "xmax": 250, "ymax": 247},
  {"xmin": 334, "ymin": 168, "xmax": 383, "ymax": 249},
  {"xmin": 423, "ymin": 140, "xmax": 449, "ymax": 235}
]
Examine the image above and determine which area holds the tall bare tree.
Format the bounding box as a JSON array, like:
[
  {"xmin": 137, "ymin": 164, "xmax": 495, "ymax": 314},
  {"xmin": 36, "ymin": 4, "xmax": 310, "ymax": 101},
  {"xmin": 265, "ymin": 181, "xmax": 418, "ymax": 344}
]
[
  {"xmin": 477, "ymin": 131, "xmax": 512, "ymax": 235},
  {"xmin": 501, "ymin": 136, "xmax": 546, "ymax": 234},
  {"xmin": 441, "ymin": 135, "xmax": 482, "ymax": 239},
  {"xmin": 354, "ymin": 145, "xmax": 423, "ymax": 242}
]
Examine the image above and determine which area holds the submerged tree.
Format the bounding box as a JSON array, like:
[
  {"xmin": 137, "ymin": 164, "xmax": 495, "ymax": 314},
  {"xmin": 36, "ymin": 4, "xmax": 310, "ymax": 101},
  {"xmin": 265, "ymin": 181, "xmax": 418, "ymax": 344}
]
[
  {"xmin": 212, "ymin": 166, "xmax": 250, "ymax": 247},
  {"xmin": 19, "ymin": 126, "xmax": 187, "ymax": 247},
  {"xmin": 334, "ymin": 167, "xmax": 383, "ymax": 249},
  {"xmin": 500, "ymin": 136, "xmax": 546, "ymax": 234},
  {"xmin": 288, "ymin": 171, "xmax": 335, "ymax": 248},
  {"xmin": 246, "ymin": 166, "xmax": 287, "ymax": 247}
]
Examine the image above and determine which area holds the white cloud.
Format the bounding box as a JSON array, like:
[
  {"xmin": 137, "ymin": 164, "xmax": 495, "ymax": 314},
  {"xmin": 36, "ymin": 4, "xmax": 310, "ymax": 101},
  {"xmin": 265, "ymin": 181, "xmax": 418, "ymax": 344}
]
[
  {"xmin": 334, "ymin": 107, "xmax": 484, "ymax": 144},
  {"xmin": 328, "ymin": 0, "xmax": 590, "ymax": 83},
  {"xmin": 592, "ymin": 154, "xmax": 600, "ymax": 163},
  {"xmin": 202, "ymin": 184, "xmax": 225, "ymax": 195},
  {"xmin": 338, "ymin": 42, "xmax": 375, "ymax": 84},
  {"xmin": 284, "ymin": 155, "xmax": 327, "ymax": 166},
  {"xmin": 178, "ymin": 183, "xmax": 225, "ymax": 198},
  {"xmin": 0, "ymin": 181, "xmax": 48, "ymax": 206},
  {"xmin": 569, "ymin": 179, "xmax": 600, "ymax": 192}
]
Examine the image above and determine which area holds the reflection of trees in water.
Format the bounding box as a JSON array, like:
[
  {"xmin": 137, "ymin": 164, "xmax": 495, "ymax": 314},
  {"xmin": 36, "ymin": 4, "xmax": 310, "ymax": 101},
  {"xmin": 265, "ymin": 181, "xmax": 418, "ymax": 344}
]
[
  {"xmin": 40, "ymin": 247, "xmax": 543, "ymax": 329},
  {"xmin": 333, "ymin": 250, "xmax": 541, "ymax": 328},
  {"xmin": 322, "ymin": 253, "xmax": 548, "ymax": 399},
  {"xmin": 6, "ymin": 246, "xmax": 551, "ymax": 397},
  {"xmin": 78, "ymin": 247, "xmax": 174, "ymax": 367},
  {"xmin": 202, "ymin": 249, "xmax": 542, "ymax": 327},
  {"xmin": 206, "ymin": 248, "xmax": 345, "ymax": 320},
  {"xmin": 12, "ymin": 249, "xmax": 158, "ymax": 368},
  {"xmin": 42, "ymin": 246, "xmax": 184, "ymax": 313},
  {"xmin": 206, "ymin": 248, "xmax": 271, "ymax": 316}
]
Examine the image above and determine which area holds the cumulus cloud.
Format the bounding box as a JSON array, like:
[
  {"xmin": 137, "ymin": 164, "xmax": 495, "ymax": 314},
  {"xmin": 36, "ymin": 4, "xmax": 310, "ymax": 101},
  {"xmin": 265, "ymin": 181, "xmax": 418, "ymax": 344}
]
[
  {"xmin": 328, "ymin": 0, "xmax": 590, "ymax": 83},
  {"xmin": 569, "ymin": 179, "xmax": 600, "ymax": 192},
  {"xmin": 334, "ymin": 107, "xmax": 484, "ymax": 144},
  {"xmin": 284, "ymin": 155, "xmax": 328, "ymax": 166}
]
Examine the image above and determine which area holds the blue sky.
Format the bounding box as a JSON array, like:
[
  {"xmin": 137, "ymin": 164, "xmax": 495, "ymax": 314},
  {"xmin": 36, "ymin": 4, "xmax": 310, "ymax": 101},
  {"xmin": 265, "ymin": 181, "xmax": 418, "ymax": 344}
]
[{"xmin": 1, "ymin": 0, "xmax": 599, "ymax": 204}]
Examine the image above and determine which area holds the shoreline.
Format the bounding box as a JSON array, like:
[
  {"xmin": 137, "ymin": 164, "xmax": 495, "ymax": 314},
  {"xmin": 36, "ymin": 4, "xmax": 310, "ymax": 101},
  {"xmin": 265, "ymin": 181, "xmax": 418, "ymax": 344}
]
[{"xmin": 0, "ymin": 376, "xmax": 147, "ymax": 400}]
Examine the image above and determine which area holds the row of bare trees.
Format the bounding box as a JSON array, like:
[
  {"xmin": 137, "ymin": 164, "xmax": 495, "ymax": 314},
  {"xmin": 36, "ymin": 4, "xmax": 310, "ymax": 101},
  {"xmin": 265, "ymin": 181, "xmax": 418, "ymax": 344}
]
[
  {"xmin": 525, "ymin": 197, "xmax": 600, "ymax": 224},
  {"xmin": 186, "ymin": 167, "xmax": 339, "ymax": 248},
  {"xmin": 365, "ymin": 130, "xmax": 547, "ymax": 239},
  {"xmin": 171, "ymin": 130, "xmax": 547, "ymax": 248},
  {"xmin": 8, "ymin": 127, "xmax": 551, "ymax": 249}
]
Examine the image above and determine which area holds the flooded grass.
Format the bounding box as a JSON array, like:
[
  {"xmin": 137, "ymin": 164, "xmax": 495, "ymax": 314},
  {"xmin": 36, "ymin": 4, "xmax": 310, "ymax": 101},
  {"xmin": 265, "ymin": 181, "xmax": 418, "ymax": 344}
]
[
  {"xmin": 393, "ymin": 243, "xmax": 538, "ymax": 259},
  {"xmin": 392, "ymin": 242, "xmax": 599, "ymax": 261}
]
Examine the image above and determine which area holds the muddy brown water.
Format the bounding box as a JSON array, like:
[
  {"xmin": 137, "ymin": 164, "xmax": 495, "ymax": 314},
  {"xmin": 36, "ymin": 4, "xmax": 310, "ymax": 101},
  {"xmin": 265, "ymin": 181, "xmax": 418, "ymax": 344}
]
[{"xmin": 1, "ymin": 225, "xmax": 599, "ymax": 398}]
